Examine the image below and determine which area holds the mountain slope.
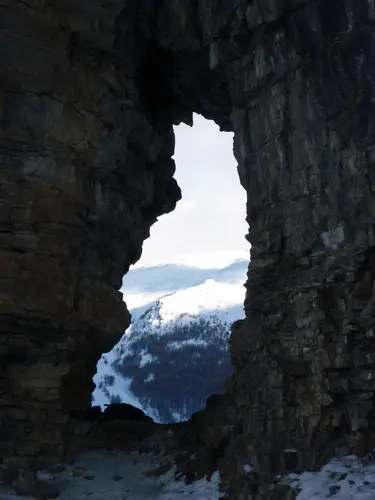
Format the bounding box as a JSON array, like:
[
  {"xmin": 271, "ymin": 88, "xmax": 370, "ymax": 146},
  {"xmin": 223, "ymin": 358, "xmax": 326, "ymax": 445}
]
[
  {"xmin": 121, "ymin": 250, "xmax": 248, "ymax": 309},
  {"xmin": 93, "ymin": 255, "xmax": 248, "ymax": 423}
]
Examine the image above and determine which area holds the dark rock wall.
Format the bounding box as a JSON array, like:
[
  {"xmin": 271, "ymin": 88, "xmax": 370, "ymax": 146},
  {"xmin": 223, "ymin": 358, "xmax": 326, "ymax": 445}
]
[
  {"xmin": 193, "ymin": 2, "xmax": 375, "ymax": 496},
  {"xmin": 0, "ymin": 0, "xmax": 182, "ymax": 465},
  {"xmin": 2, "ymin": 0, "xmax": 375, "ymax": 496}
]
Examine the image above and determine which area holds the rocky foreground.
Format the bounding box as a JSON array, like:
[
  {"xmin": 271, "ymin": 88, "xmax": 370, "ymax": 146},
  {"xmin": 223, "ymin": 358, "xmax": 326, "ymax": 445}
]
[
  {"xmin": 1, "ymin": 418, "xmax": 375, "ymax": 500},
  {"xmin": 0, "ymin": 429, "xmax": 220, "ymax": 500}
]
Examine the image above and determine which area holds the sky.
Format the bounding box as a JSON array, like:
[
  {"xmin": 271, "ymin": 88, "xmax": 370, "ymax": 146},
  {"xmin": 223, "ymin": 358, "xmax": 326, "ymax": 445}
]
[{"xmin": 134, "ymin": 114, "xmax": 249, "ymax": 268}]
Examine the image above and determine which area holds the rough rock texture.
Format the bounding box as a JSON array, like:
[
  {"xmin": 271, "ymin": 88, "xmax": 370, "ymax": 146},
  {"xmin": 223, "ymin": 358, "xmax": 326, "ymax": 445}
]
[
  {"xmin": 3, "ymin": 0, "xmax": 375, "ymax": 498},
  {"xmin": 0, "ymin": 0, "xmax": 182, "ymax": 467}
]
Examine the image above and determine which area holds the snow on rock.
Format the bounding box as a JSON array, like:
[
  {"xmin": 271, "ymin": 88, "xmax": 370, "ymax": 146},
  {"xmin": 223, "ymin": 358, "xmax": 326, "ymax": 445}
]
[{"xmin": 281, "ymin": 455, "xmax": 375, "ymax": 499}]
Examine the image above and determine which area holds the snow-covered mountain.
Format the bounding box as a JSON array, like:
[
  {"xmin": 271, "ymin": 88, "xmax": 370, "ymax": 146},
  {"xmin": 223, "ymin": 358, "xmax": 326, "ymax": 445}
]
[
  {"xmin": 93, "ymin": 252, "xmax": 248, "ymax": 423},
  {"xmin": 120, "ymin": 249, "xmax": 249, "ymax": 309}
]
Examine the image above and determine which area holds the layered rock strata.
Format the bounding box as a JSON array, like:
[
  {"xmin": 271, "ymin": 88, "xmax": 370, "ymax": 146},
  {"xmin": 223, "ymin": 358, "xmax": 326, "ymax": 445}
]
[
  {"xmin": 2, "ymin": 1, "xmax": 375, "ymax": 498},
  {"xmin": 0, "ymin": 0, "xmax": 182, "ymax": 467}
]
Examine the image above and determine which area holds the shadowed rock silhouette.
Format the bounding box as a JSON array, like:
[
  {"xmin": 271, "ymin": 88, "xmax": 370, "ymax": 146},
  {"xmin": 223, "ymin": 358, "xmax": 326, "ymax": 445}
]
[{"xmin": 102, "ymin": 403, "xmax": 154, "ymax": 423}]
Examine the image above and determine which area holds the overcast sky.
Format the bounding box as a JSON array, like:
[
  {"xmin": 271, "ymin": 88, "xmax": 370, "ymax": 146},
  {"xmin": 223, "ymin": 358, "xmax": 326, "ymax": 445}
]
[{"xmin": 135, "ymin": 114, "xmax": 249, "ymax": 267}]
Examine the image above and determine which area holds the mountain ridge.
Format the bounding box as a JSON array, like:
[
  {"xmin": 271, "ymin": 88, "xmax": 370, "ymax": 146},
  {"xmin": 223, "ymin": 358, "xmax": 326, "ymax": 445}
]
[{"xmin": 93, "ymin": 256, "xmax": 248, "ymax": 423}]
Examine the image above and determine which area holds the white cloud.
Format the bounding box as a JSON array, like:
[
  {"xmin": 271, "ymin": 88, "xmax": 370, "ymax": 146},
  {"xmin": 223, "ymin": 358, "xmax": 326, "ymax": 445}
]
[{"xmin": 136, "ymin": 114, "xmax": 248, "ymax": 267}]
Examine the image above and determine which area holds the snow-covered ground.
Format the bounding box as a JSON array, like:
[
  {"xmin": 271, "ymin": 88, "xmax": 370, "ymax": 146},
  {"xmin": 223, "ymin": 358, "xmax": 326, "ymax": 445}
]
[
  {"xmin": 281, "ymin": 455, "xmax": 375, "ymax": 499},
  {"xmin": 0, "ymin": 449, "xmax": 221, "ymax": 500},
  {"xmin": 4, "ymin": 453, "xmax": 375, "ymax": 500}
]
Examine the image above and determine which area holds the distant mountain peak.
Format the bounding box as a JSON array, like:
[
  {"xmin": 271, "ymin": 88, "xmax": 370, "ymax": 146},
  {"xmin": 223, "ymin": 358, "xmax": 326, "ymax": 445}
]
[
  {"xmin": 93, "ymin": 255, "xmax": 248, "ymax": 423},
  {"xmin": 131, "ymin": 249, "xmax": 249, "ymax": 271},
  {"xmin": 122, "ymin": 254, "xmax": 248, "ymax": 310}
]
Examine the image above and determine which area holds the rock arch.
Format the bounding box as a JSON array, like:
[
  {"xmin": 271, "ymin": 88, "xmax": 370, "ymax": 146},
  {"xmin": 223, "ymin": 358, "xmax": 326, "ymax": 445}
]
[{"xmin": 2, "ymin": 0, "xmax": 375, "ymax": 497}]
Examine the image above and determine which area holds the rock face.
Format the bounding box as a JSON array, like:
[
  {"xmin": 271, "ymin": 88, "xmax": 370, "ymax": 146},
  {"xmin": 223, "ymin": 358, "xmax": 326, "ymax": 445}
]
[
  {"xmin": 3, "ymin": 0, "xmax": 375, "ymax": 497},
  {"xmin": 0, "ymin": 0, "xmax": 182, "ymax": 466},
  {"xmin": 101, "ymin": 403, "xmax": 153, "ymax": 423}
]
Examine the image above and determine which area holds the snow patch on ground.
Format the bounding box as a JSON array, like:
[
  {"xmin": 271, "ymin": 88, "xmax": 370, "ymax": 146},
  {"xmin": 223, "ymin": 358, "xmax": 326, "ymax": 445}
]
[
  {"xmin": 0, "ymin": 450, "xmax": 221, "ymax": 500},
  {"xmin": 5, "ymin": 452, "xmax": 375, "ymax": 500},
  {"xmin": 282, "ymin": 455, "xmax": 375, "ymax": 499}
]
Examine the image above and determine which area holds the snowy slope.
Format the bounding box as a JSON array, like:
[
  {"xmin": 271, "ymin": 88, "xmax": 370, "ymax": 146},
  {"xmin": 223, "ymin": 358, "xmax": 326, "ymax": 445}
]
[
  {"xmin": 93, "ymin": 349, "xmax": 160, "ymax": 422},
  {"xmin": 280, "ymin": 455, "xmax": 375, "ymax": 499},
  {"xmin": 121, "ymin": 252, "xmax": 248, "ymax": 309},
  {"xmin": 93, "ymin": 254, "xmax": 248, "ymax": 422},
  {"xmin": 128, "ymin": 278, "xmax": 245, "ymax": 335}
]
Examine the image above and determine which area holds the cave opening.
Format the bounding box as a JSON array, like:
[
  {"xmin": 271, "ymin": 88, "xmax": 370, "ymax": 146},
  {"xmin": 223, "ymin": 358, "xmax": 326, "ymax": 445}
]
[{"xmin": 92, "ymin": 114, "xmax": 249, "ymax": 424}]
